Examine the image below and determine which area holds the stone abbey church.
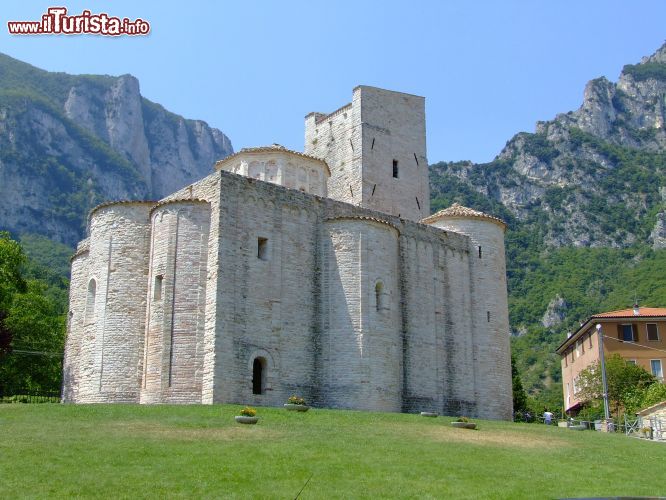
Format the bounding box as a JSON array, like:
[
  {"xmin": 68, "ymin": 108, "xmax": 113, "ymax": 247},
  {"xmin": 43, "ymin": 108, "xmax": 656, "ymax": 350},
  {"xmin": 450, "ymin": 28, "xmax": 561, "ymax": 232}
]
[{"xmin": 63, "ymin": 86, "xmax": 512, "ymax": 420}]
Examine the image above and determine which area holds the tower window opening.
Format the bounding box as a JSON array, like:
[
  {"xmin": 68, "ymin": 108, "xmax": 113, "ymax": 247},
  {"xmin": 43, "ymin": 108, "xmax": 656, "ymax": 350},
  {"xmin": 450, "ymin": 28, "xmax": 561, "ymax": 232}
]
[
  {"xmin": 153, "ymin": 275, "xmax": 163, "ymax": 301},
  {"xmin": 478, "ymin": 246, "xmax": 482, "ymax": 258},
  {"xmin": 392, "ymin": 160, "xmax": 399, "ymax": 178},
  {"xmin": 85, "ymin": 279, "xmax": 96, "ymax": 323},
  {"xmin": 257, "ymin": 237, "xmax": 269, "ymax": 260},
  {"xmin": 252, "ymin": 357, "xmax": 267, "ymax": 394},
  {"xmin": 487, "ymin": 311, "xmax": 491, "ymax": 323},
  {"xmin": 375, "ymin": 281, "xmax": 387, "ymax": 312}
]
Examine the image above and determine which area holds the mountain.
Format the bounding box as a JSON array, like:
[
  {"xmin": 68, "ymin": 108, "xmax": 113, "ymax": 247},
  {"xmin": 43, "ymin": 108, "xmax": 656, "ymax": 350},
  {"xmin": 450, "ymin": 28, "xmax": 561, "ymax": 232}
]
[
  {"xmin": 430, "ymin": 43, "xmax": 666, "ymax": 407},
  {"xmin": 0, "ymin": 53, "xmax": 233, "ymax": 246}
]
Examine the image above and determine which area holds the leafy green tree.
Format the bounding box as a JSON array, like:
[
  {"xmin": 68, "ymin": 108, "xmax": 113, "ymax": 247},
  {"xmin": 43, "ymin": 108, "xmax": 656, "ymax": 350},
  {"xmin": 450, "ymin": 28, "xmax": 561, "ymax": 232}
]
[
  {"xmin": 575, "ymin": 354, "xmax": 655, "ymax": 417},
  {"xmin": 0, "ymin": 232, "xmax": 66, "ymax": 394},
  {"xmin": 641, "ymin": 382, "xmax": 666, "ymax": 409},
  {"xmin": 511, "ymin": 353, "xmax": 528, "ymax": 414},
  {"xmin": 0, "ymin": 232, "xmax": 27, "ymax": 354}
]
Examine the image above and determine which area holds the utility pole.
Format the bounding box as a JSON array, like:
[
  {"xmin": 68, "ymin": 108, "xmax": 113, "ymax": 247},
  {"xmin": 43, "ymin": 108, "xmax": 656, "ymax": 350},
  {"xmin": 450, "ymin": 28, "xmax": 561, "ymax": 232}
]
[{"xmin": 596, "ymin": 323, "xmax": 611, "ymax": 425}]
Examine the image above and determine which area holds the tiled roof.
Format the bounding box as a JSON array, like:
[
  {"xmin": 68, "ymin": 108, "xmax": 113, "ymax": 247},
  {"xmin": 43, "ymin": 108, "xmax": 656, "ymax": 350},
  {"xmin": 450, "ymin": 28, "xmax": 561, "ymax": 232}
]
[
  {"xmin": 324, "ymin": 215, "xmax": 400, "ymax": 233},
  {"xmin": 421, "ymin": 203, "xmax": 506, "ymax": 229},
  {"xmin": 88, "ymin": 200, "xmax": 157, "ymax": 221},
  {"xmin": 214, "ymin": 144, "xmax": 330, "ymax": 175},
  {"xmin": 555, "ymin": 306, "xmax": 666, "ymax": 353},
  {"xmin": 636, "ymin": 400, "xmax": 666, "ymax": 416},
  {"xmin": 592, "ymin": 307, "xmax": 666, "ymax": 318}
]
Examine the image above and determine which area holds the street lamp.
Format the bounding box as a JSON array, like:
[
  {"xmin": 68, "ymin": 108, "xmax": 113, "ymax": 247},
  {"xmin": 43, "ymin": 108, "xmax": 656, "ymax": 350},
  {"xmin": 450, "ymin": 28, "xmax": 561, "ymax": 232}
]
[{"xmin": 596, "ymin": 323, "xmax": 611, "ymax": 423}]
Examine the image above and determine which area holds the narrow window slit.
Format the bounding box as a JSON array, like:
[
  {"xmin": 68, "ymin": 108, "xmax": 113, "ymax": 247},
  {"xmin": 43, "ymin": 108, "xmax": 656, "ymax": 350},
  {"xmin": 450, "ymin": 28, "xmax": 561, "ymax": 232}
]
[{"xmin": 414, "ymin": 153, "xmax": 419, "ymax": 166}]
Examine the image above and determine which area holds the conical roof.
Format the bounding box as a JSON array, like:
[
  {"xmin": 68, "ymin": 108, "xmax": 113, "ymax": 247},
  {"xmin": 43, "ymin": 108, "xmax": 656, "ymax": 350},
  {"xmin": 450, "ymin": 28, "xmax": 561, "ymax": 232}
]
[{"xmin": 420, "ymin": 203, "xmax": 506, "ymax": 229}]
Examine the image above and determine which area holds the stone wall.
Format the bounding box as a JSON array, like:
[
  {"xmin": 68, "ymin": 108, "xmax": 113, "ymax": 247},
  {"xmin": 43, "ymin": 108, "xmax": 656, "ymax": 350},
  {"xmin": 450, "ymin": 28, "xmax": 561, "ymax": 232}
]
[
  {"xmin": 320, "ymin": 218, "xmax": 402, "ymax": 411},
  {"xmin": 141, "ymin": 200, "xmax": 211, "ymax": 404},
  {"xmin": 424, "ymin": 216, "xmax": 512, "ymax": 420},
  {"xmin": 63, "ymin": 202, "xmax": 152, "ymax": 403}
]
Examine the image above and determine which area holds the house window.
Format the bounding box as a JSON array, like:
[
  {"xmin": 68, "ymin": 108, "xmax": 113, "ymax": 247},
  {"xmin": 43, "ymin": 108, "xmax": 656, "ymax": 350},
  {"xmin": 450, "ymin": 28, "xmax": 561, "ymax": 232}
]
[
  {"xmin": 252, "ymin": 357, "xmax": 267, "ymax": 394},
  {"xmin": 85, "ymin": 279, "xmax": 96, "ymax": 323},
  {"xmin": 627, "ymin": 359, "xmax": 637, "ymax": 366},
  {"xmin": 392, "ymin": 160, "xmax": 399, "ymax": 178},
  {"xmin": 619, "ymin": 324, "xmax": 637, "ymax": 342},
  {"xmin": 257, "ymin": 237, "xmax": 269, "ymax": 260},
  {"xmin": 153, "ymin": 275, "xmax": 163, "ymax": 301},
  {"xmin": 650, "ymin": 359, "xmax": 663, "ymax": 380},
  {"xmin": 647, "ymin": 323, "xmax": 660, "ymax": 341}
]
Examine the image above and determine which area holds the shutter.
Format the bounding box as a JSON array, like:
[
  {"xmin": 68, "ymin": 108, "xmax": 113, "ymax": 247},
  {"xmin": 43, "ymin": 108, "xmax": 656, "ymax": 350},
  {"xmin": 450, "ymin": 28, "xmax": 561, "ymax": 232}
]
[
  {"xmin": 632, "ymin": 323, "xmax": 639, "ymax": 342},
  {"xmin": 617, "ymin": 324, "xmax": 623, "ymax": 340}
]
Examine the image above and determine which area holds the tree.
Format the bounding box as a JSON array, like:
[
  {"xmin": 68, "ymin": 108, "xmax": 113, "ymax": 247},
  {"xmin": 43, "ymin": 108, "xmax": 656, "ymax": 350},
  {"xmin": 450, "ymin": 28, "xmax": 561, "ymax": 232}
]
[
  {"xmin": 0, "ymin": 232, "xmax": 27, "ymax": 354},
  {"xmin": 575, "ymin": 354, "xmax": 655, "ymax": 417},
  {"xmin": 0, "ymin": 233, "xmax": 66, "ymax": 394},
  {"xmin": 511, "ymin": 353, "xmax": 529, "ymax": 414},
  {"xmin": 641, "ymin": 382, "xmax": 666, "ymax": 409}
]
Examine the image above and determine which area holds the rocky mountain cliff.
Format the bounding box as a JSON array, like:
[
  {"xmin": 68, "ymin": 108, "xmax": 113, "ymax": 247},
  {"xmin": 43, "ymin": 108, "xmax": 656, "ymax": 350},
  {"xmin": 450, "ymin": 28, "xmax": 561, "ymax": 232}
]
[
  {"xmin": 432, "ymin": 42, "xmax": 666, "ymax": 249},
  {"xmin": 0, "ymin": 53, "xmax": 233, "ymax": 245}
]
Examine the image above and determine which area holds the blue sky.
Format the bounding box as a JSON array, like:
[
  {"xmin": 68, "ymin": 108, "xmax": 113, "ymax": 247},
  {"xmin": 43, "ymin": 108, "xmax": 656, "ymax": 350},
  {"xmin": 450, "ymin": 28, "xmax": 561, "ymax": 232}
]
[{"xmin": 2, "ymin": 1, "xmax": 665, "ymax": 163}]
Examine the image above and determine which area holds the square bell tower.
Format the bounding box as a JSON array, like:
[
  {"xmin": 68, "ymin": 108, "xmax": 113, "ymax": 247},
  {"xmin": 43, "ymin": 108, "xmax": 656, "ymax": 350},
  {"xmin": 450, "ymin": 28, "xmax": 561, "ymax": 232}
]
[{"xmin": 304, "ymin": 86, "xmax": 429, "ymax": 221}]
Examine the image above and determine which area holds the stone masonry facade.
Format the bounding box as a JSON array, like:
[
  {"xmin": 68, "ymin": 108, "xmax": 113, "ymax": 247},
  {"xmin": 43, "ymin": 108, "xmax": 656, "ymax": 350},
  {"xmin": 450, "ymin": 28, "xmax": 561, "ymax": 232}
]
[{"xmin": 63, "ymin": 86, "xmax": 513, "ymax": 420}]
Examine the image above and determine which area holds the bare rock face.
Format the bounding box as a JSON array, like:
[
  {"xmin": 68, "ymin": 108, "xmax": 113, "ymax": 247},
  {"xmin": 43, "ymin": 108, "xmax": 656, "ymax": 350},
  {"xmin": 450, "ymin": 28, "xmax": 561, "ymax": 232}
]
[
  {"xmin": 0, "ymin": 53, "xmax": 233, "ymax": 245},
  {"xmin": 431, "ymin": 42, "xmax": 666, "ymax": 249},
  {"xmin": 541, "ymin": 295, "xmax": 568, "ymax": 328}
]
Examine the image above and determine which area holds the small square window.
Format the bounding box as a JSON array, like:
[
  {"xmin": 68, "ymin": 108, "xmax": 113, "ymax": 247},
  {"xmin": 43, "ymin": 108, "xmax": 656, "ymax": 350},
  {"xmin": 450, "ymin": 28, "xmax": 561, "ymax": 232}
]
[
  {"xmin": 627, "ymin": 359, "xmax": 637, "ymax": 366},
  {"xmin": 647, "ymin": 323, "xmax": 660, "ymax": 341},
  {"xmin": 257, "ymin": 237, "xmax": 269, "ymax": 260},
  {"xmin": 392, "ymin": 160, "xmax": 399, "ymax": 178}
]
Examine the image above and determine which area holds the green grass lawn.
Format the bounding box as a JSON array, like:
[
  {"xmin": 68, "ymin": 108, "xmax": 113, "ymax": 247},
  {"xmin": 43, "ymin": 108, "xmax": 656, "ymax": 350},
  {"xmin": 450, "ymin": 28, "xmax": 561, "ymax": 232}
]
[{"xmin": 1, "ymin": 404, "xmax": 665, "ymax": 499}]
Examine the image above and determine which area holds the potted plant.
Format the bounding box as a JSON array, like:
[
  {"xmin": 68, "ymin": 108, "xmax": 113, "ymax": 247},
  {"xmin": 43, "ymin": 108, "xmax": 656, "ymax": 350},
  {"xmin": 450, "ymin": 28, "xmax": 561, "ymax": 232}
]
[
  {"xmin": 235, "ymin": 406, "xmax": 259, "ymax": 424},
  {"xmin": 451, "ymin": 416, "xmax": 477, "ymax": 429},
  {"xmin": 284, "ymin": 395, "xmax": 310, "ymax": 412},
  {"xmin": 639, "ymin": 427, "xmax": 653, "ymax": 439}
]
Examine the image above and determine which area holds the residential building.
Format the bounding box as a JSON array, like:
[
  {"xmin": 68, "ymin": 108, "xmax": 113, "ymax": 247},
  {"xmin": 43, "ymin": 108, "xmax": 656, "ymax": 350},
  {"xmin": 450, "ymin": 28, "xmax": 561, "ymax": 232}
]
[{"xmin": 556, "ymin": 306, "xmax": 666, "ymax": 414}]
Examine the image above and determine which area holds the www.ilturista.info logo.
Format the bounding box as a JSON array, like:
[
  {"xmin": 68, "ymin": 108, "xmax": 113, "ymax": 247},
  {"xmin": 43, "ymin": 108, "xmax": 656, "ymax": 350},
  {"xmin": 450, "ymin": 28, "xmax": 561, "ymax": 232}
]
[{"xmin": 7, "ymin": 7, "xmax": 150, "ymax": 36}]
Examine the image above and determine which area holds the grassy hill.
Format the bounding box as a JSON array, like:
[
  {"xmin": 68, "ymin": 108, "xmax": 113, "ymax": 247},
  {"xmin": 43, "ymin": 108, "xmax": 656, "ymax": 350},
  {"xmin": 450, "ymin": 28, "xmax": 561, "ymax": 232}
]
[{"xmin": 1, "ymin": 404, "xmax": 665, "ymax": 498}]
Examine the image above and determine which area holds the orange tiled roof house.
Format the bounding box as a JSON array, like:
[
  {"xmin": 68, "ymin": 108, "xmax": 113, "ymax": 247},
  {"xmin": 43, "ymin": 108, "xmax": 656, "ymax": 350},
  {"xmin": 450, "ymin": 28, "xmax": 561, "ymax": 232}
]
[{"xmin": 556, "ymin": 306, "xmax": 666, "ymax": 415}]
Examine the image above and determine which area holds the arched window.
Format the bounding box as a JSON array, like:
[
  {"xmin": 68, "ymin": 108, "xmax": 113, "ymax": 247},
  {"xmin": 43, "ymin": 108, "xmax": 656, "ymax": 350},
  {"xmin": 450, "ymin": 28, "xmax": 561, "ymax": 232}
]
[
  {"xmin": 85, "ymin": 279, "xmax": 96, "ymax": 323},
  {"xmin": 252, "ymin": 357, "xmax": 267, "ymax": 395},
  {"xmin": 375, "ymin": 281, "xmax": 385, "ymax": 312}
]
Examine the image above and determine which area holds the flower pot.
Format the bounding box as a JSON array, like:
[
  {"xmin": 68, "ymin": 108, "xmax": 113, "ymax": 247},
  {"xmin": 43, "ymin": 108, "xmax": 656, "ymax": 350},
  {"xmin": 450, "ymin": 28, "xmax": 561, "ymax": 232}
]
[
  {"xmin": 284, "ymin": 404, "xmax": 310, "ymax": 412},
  {"xmin": 235, "ymin": 416, "xmax": 259, "ymax": 424},
  {"xmin": 420, "ymin": 412, "xmax": 438, "ymax": 417}
]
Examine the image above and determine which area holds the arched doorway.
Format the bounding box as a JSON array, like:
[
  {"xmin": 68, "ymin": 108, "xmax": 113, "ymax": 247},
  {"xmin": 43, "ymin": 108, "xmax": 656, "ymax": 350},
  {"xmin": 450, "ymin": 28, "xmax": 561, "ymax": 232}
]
[{"xmin": 252, "ymin": 357, "xmax": 266, "ymax": 395}]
